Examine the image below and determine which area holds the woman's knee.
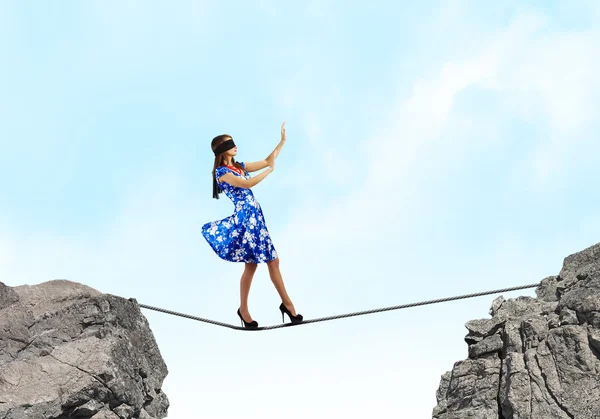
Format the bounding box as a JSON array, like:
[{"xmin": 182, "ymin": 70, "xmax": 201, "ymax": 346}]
[
  {"xmin": 245, "ymin": 262, "xmax": 258, "ymax": 272},
  {"xmin": 266, "ymin": 257, "xmax": 279, "ymax": 268}
]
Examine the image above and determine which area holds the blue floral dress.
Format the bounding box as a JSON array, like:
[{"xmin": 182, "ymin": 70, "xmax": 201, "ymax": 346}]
[{"xmin": 202, "ymin": 162, "xmax": 278, "ymax": 263}]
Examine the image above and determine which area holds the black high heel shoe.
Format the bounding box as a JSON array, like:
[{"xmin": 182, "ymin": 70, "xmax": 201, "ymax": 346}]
[
  {"xmin": 279, "ymin": 303, "xmax": 303, "ymax": 325},
  {"xmin": 237, "ymin": 309, "xmax": 258, "ymax": 329}
]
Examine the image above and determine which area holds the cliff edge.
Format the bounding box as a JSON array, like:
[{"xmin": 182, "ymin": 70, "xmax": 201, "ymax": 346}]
[
  {"xmin": 0, "ymin": 280, "xmax": 169, "ymax": 419},
  {"xmin": 433, "ymin": 242, "xmax": 600, "ymax": 419}
]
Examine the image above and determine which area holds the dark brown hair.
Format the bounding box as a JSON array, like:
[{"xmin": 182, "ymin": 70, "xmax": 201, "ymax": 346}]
[{"xmin": 211, "ymin": 134, "xmax": 243, "ymax": 199}]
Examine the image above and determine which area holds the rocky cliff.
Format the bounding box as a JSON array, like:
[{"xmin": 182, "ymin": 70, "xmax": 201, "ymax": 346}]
[
  {"xmin": 0, "ymin": 280, "xmax": 169, "ymax": 419},
  {"xmin": 433, "ymin": 242, "xmax": 600, "ymax": 419}
]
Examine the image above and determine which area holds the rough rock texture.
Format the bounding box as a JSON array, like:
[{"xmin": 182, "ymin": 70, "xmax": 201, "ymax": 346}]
[
  {"xmin": 0, "ymin": 280, "xmax": 169, "ymax": 419},
  {"xmin": 433, "ymin": 242, "xmax": 600, "ymax": 419}
]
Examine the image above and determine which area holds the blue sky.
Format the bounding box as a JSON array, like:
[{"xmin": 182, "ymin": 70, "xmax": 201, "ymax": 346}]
[{"xmin": 2, "ymin": 1, "xmax": 600, "ymax": 417}]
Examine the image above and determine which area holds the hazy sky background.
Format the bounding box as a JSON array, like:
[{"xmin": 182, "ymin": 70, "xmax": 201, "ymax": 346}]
[{"xmin": 2, "ymin": 1, "xmax": 600, "ymax": 417}]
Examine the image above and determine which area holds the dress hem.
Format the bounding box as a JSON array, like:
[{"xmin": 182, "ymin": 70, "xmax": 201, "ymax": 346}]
[{"xmin": 202, "ymin": 229, "xmax": 278, "ymax": 264}]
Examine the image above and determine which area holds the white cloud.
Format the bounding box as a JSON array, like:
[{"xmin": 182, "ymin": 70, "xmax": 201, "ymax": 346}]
[
  {"xmin": 477, "ymin": 16, "xmax": 600, "ymax": 184},
  {"xmin": 278, "ymin": 10, "xmax": 600, "ymax": 253}
]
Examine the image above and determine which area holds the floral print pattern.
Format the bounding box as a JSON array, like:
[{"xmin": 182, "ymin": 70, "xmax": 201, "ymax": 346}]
[{"xmin": 202, "ymin": 162, "xmax": 278, "ymax": 263}]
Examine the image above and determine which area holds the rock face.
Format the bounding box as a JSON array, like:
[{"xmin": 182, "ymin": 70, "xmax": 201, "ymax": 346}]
[
  {"xmin": 433, "ymin": 242, "xmax": 600, "ymax": 419},
  {"xmin": 0, "ymin": 280, "xmax": 169, "ymax": 419}
]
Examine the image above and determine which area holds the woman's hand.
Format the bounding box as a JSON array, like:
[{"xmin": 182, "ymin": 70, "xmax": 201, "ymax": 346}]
[
  {"xmin": 272, "ymin": 121, "xmax": 286, "ymax": 160},
  {"xmin": 281, "ymin": 121, "xmax": 286, "ymax": 143},
  {"xmin": 265, "ymin": 121, "xmax": 286, "ymax": 168}
]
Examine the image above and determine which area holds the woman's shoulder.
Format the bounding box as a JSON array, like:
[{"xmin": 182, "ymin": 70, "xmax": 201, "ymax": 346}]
[{"xmin": 215, "ymin": 165, "xmax": 228, "ymax": 177}]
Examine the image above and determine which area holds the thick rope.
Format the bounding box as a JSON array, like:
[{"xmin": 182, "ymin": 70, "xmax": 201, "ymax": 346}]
[{"xmin": 130, "ymin": 282, "xmax": 539, "ymax": 331}]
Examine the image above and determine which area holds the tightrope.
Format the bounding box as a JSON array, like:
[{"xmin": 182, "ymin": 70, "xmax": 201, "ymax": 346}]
[{"xmin": 129, "ymin": 283, "xmax": 539, "ymax": 331}]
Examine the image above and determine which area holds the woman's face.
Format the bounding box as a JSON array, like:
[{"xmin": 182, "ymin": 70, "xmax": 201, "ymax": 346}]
[{"xmin": 224, "ymin": 139, "xmax": 237, "ymax": 157}]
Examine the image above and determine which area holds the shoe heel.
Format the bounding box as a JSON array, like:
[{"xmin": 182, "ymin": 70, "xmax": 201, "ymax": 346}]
[
  {"xmin": 278, "ymin": 303, "xmax": 303, "ymax": 325},
  {"xmin": 279, "ymin": 304, "xmax": 286, "ymax": 323}
]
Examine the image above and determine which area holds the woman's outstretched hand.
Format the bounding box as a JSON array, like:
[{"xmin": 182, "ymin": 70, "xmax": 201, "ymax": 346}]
[{"xmin": 265, "ymin": 121, "xmax": 286, "ymax": 170}]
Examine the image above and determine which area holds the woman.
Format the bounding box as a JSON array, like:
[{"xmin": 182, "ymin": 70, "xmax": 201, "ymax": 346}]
[{"xmin": 201, "ymin": 122, "xmax": 303, "ymax": 329}]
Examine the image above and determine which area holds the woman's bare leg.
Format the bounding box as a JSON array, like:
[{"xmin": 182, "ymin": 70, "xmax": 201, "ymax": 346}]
[
  {"xmin": 239, "ymin": 262, "xmax": 258, "ymax": 321},
  {"xmin": 266, "ymin": 257, "xmax": 297, "ymax": 316}
]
